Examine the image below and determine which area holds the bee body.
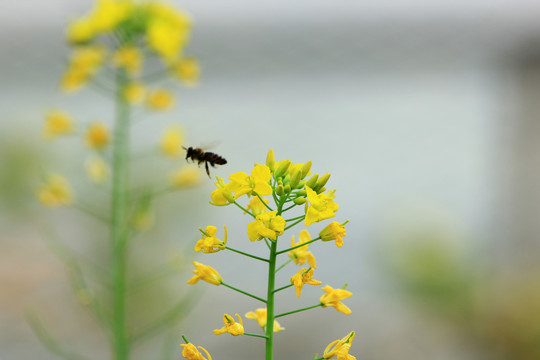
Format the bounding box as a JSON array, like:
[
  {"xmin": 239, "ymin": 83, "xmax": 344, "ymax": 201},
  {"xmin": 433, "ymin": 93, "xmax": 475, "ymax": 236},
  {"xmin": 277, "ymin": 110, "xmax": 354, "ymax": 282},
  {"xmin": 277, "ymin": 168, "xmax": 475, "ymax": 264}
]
[{"xmin": 184, "ymin": 147, "xmax": 227, "ymax": 177}]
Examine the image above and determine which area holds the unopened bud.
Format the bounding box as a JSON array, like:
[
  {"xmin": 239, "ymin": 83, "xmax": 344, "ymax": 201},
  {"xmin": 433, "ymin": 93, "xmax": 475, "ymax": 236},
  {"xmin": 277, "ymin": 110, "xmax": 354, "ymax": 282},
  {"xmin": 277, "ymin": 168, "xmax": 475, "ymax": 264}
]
[
  {"xmin": 313, "ymin": 173, "xmax": 330, "ymax": 192},
  {"xmin": 305, "ymin": 174, "xmax": 318, "ymax": 189},
  {"xmin": 300, "ymin": 161, "xmax": 312, "ymax": 178},
  {"xmin": 296, "ymin": 189, "xmax": 307, "ymax": 197},
  {"xmin": 289, "ymin": 169, "xmax": 302, "ymax": 189},
  {"xmin": 276, "ymin": 184, "xmax": 284, "ymax": 196},
  {"xmin": 284, "ymin": 184, "xmax": 291, "ymax": 193},
  {"xmin": 266, "ymin": 149, "xmax": 275, "ymax": 171},
  {"xmin": 274, "ymin": 160, "xmax": 291, "ymax": 179},
  {"xmin": 317, "ymin": 187, "xmax": 326, "ymax": 194},
  {"xmin": 293, "ymin": 197, "xmax": 306, "ymax": 205}
]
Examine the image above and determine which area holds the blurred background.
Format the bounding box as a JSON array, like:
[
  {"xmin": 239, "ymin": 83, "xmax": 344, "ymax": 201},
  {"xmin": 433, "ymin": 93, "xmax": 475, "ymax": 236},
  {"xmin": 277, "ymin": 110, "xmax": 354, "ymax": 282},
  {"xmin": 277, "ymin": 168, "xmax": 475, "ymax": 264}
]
[{"xmin": 3, "ymin": 0, "xmax": 540, "ymax": 359}]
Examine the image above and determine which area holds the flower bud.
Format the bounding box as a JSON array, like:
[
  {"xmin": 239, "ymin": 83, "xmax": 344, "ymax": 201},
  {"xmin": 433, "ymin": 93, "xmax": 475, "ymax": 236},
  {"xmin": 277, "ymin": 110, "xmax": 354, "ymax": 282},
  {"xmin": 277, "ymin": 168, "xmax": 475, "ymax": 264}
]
[
  {"xmin": 296, "ymin": 180, "xmax": 306, "ymax": 190},
  {"xmin": 317, "ymin": 187, "xmax": 326, "ymax": 194},
  {"xmin": 266, "ymin": 149, "xmax": 275, "ymax": 171},
  {"xmin": 293, "ymin": 197, "xmax": 306, "ymax": 205},
  {"xmin": 276, "ymin": 184, "xmax": 284, "ymax": 196},
  {"xmin": 300, "ymin": 161, "xmax": 312, "ymax": 178},
  {"xmin": 313, "ymin": 173, "xmax": 330, "ymax": 192},
  {"xmin": 296, "ymin": 189, "xmax": 307, "ymax": 197},
  {"xmin": 305, "ymin": 174, "xmax": 318, "ymax": 189},
  {"xmin": 289, "ymin": 168, "xmax": 302, "ymax": 189},
  {"xmin": 274, "ymin": 160, "xmax": 291, "ymax": 179},
  {"xmin": 284, "ymin": 184, "xmax": 291, "ymax": 193}
]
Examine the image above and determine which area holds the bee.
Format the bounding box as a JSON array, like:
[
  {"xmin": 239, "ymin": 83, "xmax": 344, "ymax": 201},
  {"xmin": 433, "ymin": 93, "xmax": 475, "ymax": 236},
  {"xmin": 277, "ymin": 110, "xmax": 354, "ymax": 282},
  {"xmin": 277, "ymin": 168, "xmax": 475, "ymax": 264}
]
[{"xmin": 183, "ymin": 146, "xmax": 227, "ymax": 177}]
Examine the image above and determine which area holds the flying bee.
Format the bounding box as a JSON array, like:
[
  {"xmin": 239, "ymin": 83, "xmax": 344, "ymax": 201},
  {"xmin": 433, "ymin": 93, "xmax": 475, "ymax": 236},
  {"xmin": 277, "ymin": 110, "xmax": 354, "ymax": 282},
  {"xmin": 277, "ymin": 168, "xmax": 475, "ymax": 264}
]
[{"xmin": 183, "ymin": 146, "xmax": 227, "ymax": 178}]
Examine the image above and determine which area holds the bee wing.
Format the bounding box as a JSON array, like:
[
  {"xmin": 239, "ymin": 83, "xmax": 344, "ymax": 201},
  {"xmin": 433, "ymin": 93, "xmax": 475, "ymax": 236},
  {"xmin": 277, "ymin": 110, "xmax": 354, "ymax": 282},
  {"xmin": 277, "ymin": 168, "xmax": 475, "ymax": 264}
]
[{"xmin": 198, "ymin": 140, "xmax": 221, "ymax": 151}]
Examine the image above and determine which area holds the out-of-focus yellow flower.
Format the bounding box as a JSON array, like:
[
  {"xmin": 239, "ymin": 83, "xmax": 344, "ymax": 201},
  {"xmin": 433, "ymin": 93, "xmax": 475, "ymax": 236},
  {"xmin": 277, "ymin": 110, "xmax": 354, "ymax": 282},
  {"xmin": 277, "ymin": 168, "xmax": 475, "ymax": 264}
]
[
  {"xmin": 195, "ymin": 225, "xmax": 227, "ymax": 254},
  {"xmin": 288, "ymin": 230, "xmax": 317, "ymax": 268},
  {"xmin": 181, "ymin": 343, "xmax": 212, "ymax": 360},
  {"xmin": 246, "ymin": 196, "xmax": 269, "ymax": 216},
  {"xmin": 131, "ymin": 209, "xmax": 154, "ymax": 231},
  {"xmin": 112, "ymin": 45, "xmax": 143, "ymax": 76},
  {"xmin": 123, "ymin": 82, "xmax": 146, "ymax": 104},
  {"xmin": 213, "ymin": 313, "xmax": 244, "ymax": 336},
  {"xmin": 171, "ymin": 166, "xmax": 202, "ymax": 188},
  {"xmin": 171, "ymin": 57, "xmax": 200, "ymax": 85},
  {"xmin": 245, "ymin": 308, "xmax": 284, "ymax": 333},
  {"xmin": 43, "ymin": 110, "xmax": 74, "ymax": 139},
  {"xmin": 290, "ymin": 267, "xmax": 321, "ymax": 298},
  {"xmin": 160, "ymin": 126, "xmax": 183, "ymax": 157},
  {"xmin": 209, "ymin": 177, "xmax": 242, "ymax": 206},
  {"xmin": 320, "ymin": 285, "xmax": 352, "ymax": 315},
  {"xmin": 304, "ymin": 186, "xmax": 339, "ymax": 226},
  {"xmin": 323, "ymin": 331, "xmax": 356, "ymax": 359},
  {"xmin": 187, "ymin": 261, "xmax": 222, "ymax": 286},
  {"xmin": 85, "ymin": 156, "xmax": 109, "ymax": 184},
  {"xmin": 90, "ymin": 0, "xmax": 133, "ymax": 33},
  {"xmin": 146, "ymin": 88, "xmax": 174, "ymax": 110},
  {"xmin": 66, "ymin": 16, "xmax": 96, "ymax": 44},
  {"xmin": 37, "ymin": 174, "xmax": 73, "ymax": 207},
  {"xmin": 60, "ymin": 45, "xmax": 106, "ymax": 93},
  {"xmin": 146, "ymin": 3, "xmax": 192, "ymax": 62},
  {"xmin": 229, "ymin": 165, "xmax": 273, "ymax": 198},
  {"xmin": 84, "ymin": 122, "xmax": 110, "ymax": 150},
  {"xmin": 247, "ymin": 211, "xmax": 286, "ymax": 242},
  {"xmin": 320, "ymin": 221, "xmax": 348, "ymax": 248}
]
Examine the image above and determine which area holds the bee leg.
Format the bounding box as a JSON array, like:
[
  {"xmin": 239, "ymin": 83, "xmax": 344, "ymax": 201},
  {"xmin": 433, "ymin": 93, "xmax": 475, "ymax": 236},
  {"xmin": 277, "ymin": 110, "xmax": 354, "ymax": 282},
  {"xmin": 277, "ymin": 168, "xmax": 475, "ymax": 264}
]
[{"xmin": 205, "ymin": 161, "xmax": 210, "ymax": 178}]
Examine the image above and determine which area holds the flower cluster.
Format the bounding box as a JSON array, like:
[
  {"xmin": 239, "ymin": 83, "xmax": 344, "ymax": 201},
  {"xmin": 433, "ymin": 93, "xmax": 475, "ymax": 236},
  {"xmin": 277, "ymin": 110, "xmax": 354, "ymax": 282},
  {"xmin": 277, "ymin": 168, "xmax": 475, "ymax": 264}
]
[{"xmin": 182, "ymin": 150, "xmax": 355, "ymax": 359}]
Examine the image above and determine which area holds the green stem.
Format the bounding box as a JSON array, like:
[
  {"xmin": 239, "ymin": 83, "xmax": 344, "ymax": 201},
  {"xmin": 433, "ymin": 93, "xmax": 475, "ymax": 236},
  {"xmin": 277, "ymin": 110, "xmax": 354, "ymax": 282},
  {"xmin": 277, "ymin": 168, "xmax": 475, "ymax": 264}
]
[
  {"xmin": 265, "ymin": 239, "xmax": 278, "ymax": 360},
  {"xmin": 111, "ymin": 69, "xmax": 131, "ymax": 360},
  {"xmin": 283, "ymin": 214, "xmax": 305, "ymax": 222},
  {"xmin": 275, "ymin": 258, "xmax": 293, "ymax": 273},
  {"xmin": 275, "ymin": 304, "xmax": 322, "ymax": 319},
  {"xmin": 233, "ymin": 201, "xmax": 255, "ymax": 218},
  {"xmin": 221, "ymin": 282, "xmax": 266, "ymax": 303},
  {"xmin": 276, "ymin": 237, "xmax": 321, "ymax": 255},
  {"xmin": 225, "ymin": 246, "xmax": 269, "ymax": 262},
  {"xmin": 244, "ymin": 333, "xmax": 269, "ymax": 339},
  {"xmin": 273, "ymin": 283, "xmax": 293, "ymax": 293},
  {"xmin": 283, "ymin": 216, "xmax": 305, "ymax": 231},
  {"xmin": 254, "ymin": 192, "xmax": 274, "ymax": 211}
]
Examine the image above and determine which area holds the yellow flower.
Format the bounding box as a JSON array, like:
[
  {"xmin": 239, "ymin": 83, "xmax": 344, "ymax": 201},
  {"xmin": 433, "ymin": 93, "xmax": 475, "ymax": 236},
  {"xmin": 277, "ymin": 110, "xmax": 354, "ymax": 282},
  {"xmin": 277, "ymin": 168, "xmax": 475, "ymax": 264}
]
[
  {"xmin": 288, "ymin": 230, "xmax": 317, "ymax": 268},
  {"xmin": 320, "ymin": 285, "xmax": 352, "ymax": 315},
  {"xmin": 37, "ymin": 174, "xmax": 73, "ymax": 207},
  {"xmin": 85, "ymin": 156, "xmax": 109, "ymax": 183},
  {"xmin": 84, "ymin": 122, "xmax": 110, "ymax": 150},
  {"xmin": 172, "ymin": 57, "xmax": 200, "ymax": 85},
  {"xmin": 43, "ymin": 110, "xmax": 74, "ymax": 139},
  {"xmin": 195, "ymin": 225, "xmax": 227, "ymax": 254},
  {"xmin": 66, "ymin": 16, "xmax": 96, "ymax": 44},
  {"xmin": 132, "ymin": 209, "xmax": 154, "ymax": 231},
  {"xmin": 60, "ymin": 45, "xmax": 106, "ymax": 93},
  {"xmin": 112, "ymin": 45, "xmax": 143, "ymax": 76},
  {"xmin": 247, "ymin": 211, "xmax": 286, "ymax": 242},
  {"xmin": 319, "ymin": 221, "xmax": 348, "ymax": 248},
  {"xmin": 146, "ymin": 9, "xmax": 191, "ymax": 62},
  {"xmin": 246, "ymin": 196, "xmax": 269, "ymax": 216},
  {"xmin": 181, "ymin": 343, "xmax": 212, "ymax": 360},
  {"xmin": 90, "ymin": 0, "xmax": 133, "ymax": 33},
  {"xmin": 209, "ymin": 177, "xmax": 242, "ymax": 206},
  {"xmin": 146, "ymin": 88, "xmax": 174, "ymax": 110},
  {"xmin": 304, "ymin": 186, "xmax": 339, "ymax": 226},
  {"xmin": 123, "ymin": 82, "xmax": 146, "ymax": 104},
  {"xmin": 323, "ymin": 331, "xmax": 356, "ymax": 360},
  {"xmin": 229, "ymin": 164, "xmax": 273, "ymax": 198},
  {"xmin": 213, "ymin": 313, "xmax": 244, "ymax": 336},
  {"xmin": 160, "ymin": 126, "xmax": 183, "ymax": 157},
  {"xmin": 187, "ymin": 261, "xmax": 222, "ymax": 286},
  {"xmin": 171, "ymin": 167, "xmax": 202, "ymax": 188},
  {"xmin": 290, "ymin": 268, "xmax": 321, "ymax": 298},
  {"xmin": 245, "ymin": 308, "xmax": 284, "ymax": 332}
]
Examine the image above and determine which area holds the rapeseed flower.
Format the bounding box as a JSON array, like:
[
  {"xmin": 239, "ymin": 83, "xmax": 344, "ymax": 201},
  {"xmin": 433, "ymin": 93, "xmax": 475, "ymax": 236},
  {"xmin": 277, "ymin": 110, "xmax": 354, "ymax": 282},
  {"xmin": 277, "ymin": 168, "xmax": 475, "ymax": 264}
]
[
  {"xmin": 61, "ymin": 45, "xmax": 106, "ymax": 93},
  {"xmin": 288, "ymin": 230, "xmax": 317, "ymax": 268},
  {"xmin": 213, "ymin": 313, "xmax": 244, "ymax": 336},
  {"xmin": 187, "ymin": 261, "xmax": 222, "ymax": 286},
  {"xmin": 290, "ymin": 268, "xmax": 321, "ymax": 298},
  {"xmin": 112, "ymin": 45, "xmax": 143, "ymax": 76},
  {"xmin": 195, "ymin": 225, "xmax": 227, "ymax": 254},
  {"xmin": 181, "ymin": 343, "xmax": 212, "ymax": 360},
  {"xmin": 43, "ymin": 110, "xmax": 74, "ymax": 139},
  {"xmin": 172, "ymin": 57, "xmax": 200, "ymax": 85},
  {"xmin": 320, "ymin": 285, "xmax": 352, "ymax": 315},
  {"xmin": 85, "ymin": 156, "xmax": 109, "ymax": 183},
  {"xmin": 229, "ymin": 164, "xmax": 272, "ymax": 198},
  {"xmin": 146, "ymin": 88, "xmax": 174, "ymax": 110},
  {"xmin": 323, "ymin": 331, "xmax": 356, "ymax": 360},
  {"xmin": 245, "ymin": 196, "xmax": 269, "ymax": 216},
  {"xmin": 84, "ymin": 122, "xmax": 110, "ymax": 150},
  {"xmin": 209, "ymin": 177, "xmax": 241, "ymax": 206},
  {"xmin": 245, "ymin": 308, "xmax": 284, "ymax": 332},
  {"xmin": 247, "ymin": 211, "xmax": 286, "ymax": 242},
  {"xmin": 160, "ymin": 126, "xmax": 183, "ymax": 157},
  {"xmin": 123, "ymin": 82, "xmax": 146, "ymax": 104},
  {"xmin": 146, "ymin": 5, "xmax": 191, "ymax": 62},
  {"xmin": 320, "ymin": 221, "xmax": 348, "ymax": 248},
  {"xmin": 171, "ymin": 167, "xmax": 202, "ymax": 188},
  {"xmin": 37, "ymin": 174, "xmax": 73, "ymax": 207},
  {"xmin": 304, "ymin": 186, "xmax": 339, "ymax": 226}
]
